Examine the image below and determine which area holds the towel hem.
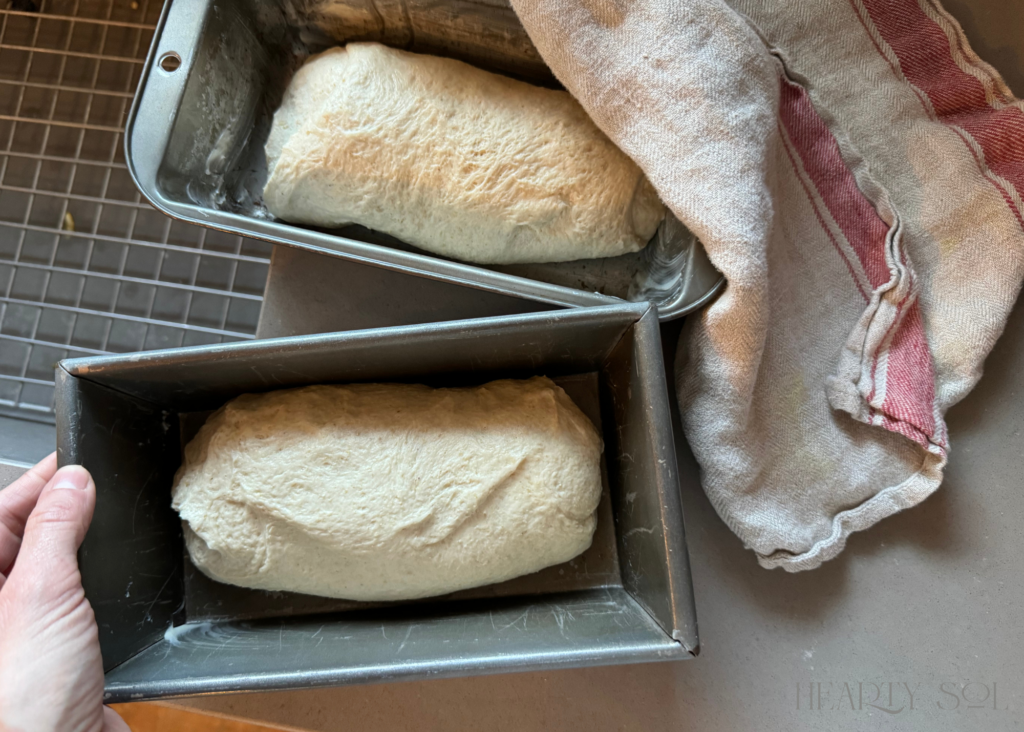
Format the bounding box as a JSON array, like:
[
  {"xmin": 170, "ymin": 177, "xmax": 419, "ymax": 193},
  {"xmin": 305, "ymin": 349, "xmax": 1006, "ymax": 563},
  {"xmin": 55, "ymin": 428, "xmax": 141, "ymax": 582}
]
[{"xmin": 756, "ymin": 447, "xmax": 945, "ymax": 571}]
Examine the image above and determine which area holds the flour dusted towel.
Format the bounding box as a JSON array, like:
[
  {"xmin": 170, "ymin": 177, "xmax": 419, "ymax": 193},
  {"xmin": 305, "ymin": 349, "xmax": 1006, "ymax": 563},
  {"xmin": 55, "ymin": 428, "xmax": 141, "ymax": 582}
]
[
  {"xmin": 510, "ymin": 0, "xmax": 1024, "ymax": 569},
  {"xmin": 172, "ymin": 377, "xmax": 603, "ymax": 601},
  {"xmin": 263, "ymin": 43, "xmax": 664, "ymax": 264}
]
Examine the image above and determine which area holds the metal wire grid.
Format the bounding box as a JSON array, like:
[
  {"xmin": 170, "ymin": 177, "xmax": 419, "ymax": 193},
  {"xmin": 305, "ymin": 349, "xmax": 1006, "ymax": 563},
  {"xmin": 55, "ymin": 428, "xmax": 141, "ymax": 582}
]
[{"xmin": 0, "ymin": 0, "xmax": 271, "ymax": 421}]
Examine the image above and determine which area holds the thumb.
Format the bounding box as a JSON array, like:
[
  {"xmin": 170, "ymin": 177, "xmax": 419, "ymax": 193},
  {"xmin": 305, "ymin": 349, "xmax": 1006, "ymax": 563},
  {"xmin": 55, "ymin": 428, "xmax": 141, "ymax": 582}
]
[{"xmin": 14, "ymin": 465, "xmax": 96, "ymax": 575}]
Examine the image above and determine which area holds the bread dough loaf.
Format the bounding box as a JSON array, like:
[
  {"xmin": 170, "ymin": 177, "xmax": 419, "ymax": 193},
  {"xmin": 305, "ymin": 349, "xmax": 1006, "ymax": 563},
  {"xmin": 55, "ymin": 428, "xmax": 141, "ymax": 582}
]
[
  {"xmin": 171, "ymin": 377, "xmax": 604, "ymax": 602},
  {"xmin": 263, "ymin": 43, "xmax": 664, "ymax": 264}
]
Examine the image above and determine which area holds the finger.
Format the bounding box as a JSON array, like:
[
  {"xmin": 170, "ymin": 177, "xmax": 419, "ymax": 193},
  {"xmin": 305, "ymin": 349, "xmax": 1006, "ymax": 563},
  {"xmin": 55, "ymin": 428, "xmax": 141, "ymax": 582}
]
[
  {"xmin": 0, "ymin": 452, "xmax": 58, "ymax": 574},
  {"xmin": 103, "ymin": 705, "xmax": 131, "ymax": 732},
  {"xmin": 13, "ymin": 465, "xmax": 96, "ymax": 578}
]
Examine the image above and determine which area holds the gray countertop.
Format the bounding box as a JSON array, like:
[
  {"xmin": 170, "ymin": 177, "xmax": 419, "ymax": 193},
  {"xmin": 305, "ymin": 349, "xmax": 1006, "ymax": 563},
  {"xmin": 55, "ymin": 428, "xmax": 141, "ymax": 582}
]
[{"xmin": 173, "ymin": 241, "xmax": 1022, "ymax": 731}]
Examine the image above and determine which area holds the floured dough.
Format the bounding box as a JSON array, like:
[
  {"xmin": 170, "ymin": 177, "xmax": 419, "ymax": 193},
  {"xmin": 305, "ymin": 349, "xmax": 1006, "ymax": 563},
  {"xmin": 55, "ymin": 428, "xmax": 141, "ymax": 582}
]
[
  {"xmin": 171, "ymin": 377, "xmax": 604, "ymax": 602},
  {"xmin": 263, "ymin": 43, "xmax": 664, "ymax": 264}
]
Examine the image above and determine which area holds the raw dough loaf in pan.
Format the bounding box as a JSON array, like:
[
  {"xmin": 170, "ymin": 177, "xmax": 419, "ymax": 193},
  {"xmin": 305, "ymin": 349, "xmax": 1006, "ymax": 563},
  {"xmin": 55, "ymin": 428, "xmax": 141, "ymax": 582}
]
[
  {"xmin": 262, "ymin": 43, "xmax": 664, "ymax": 265},
  {"xmin": 172, "ymin": 377, "xmax": 604, "ymax": 602}
]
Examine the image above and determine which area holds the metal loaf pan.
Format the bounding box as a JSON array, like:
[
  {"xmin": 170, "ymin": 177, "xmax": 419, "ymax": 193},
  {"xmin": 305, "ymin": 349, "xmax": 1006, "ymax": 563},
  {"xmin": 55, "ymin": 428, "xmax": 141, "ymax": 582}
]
[
  {"xmin": 124, "ymin": 0, "xmax": 723, "ymax": 320},
  {"xmin": 55, "ymin": 303, "xmax": 698, "ymax": 701}
]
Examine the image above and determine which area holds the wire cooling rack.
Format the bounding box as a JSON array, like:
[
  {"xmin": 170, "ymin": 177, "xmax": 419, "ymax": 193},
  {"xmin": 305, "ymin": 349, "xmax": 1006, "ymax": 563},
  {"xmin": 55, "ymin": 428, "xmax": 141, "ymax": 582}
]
[{"xmin": 0, "ymin": 0, "xmax": 270, "ymax": 422}]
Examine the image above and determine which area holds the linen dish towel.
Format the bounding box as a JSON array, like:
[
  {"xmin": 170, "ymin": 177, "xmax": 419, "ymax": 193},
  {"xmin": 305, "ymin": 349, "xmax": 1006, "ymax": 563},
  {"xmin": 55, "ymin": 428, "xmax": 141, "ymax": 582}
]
[{"xmin": 509, "ymin": 0, "xmax": 1024, "ymax": 570}]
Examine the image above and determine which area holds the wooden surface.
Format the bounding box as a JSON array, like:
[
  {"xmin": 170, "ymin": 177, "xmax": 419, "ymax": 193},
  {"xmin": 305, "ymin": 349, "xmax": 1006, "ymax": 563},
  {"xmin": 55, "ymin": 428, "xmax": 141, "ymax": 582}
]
[{"xmin": 112, "ymin": 703, "xmax": 293, "ymax": 732}]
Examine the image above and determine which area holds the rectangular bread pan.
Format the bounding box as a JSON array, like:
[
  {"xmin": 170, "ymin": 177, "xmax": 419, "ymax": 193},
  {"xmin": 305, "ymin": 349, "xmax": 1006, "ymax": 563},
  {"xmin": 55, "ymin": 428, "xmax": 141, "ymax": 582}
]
[
  {"xmin": 124, "ymin": 0, "xmax": 723, "ymax": 321},
  {"xmin": 55, "ymin": 302, "xmax": 698, "ymax": 701}
]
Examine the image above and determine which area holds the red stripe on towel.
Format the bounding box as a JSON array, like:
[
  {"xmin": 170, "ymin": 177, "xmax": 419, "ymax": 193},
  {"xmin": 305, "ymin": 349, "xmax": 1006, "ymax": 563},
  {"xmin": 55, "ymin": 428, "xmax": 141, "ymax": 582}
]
[
  {"xmin": 779, "ymin": 74, "xmax": 940, "ymax": 449},
  {"xmin": 778, "ymin": 78, "xmax": 892, "ymax": 289},
  {"xmin": 879, "ymin": 301, "xmax": 938, "ymax": 448},
  {"xmin": 858, "ymin": 0, "xmax": 1024, "ymax": 229}
]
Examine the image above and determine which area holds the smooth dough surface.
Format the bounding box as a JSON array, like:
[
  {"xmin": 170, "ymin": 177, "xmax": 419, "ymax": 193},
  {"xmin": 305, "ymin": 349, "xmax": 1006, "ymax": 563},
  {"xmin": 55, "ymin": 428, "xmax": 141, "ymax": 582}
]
[
  {"xmin": 263, "ymin": 43, "xmax": 664, "ymax": 264},
  {"xmin": 171, "ymin": 377, "xmax": 604, "ymax": 602}
]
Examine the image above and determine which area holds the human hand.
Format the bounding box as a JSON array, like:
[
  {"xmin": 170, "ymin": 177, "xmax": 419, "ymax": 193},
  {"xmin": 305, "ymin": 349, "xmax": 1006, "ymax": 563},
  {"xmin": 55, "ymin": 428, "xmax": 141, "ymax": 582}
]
[{"xmin": 0, "ymin": 453, "xmax": 129, "ymax": 732}]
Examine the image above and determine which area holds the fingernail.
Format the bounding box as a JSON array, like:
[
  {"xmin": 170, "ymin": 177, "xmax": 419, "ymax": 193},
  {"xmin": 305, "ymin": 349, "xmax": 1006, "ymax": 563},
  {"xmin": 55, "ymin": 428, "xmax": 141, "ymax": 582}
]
[{"xmin": 53, "ymin": 466, "xmax": 91, "ymax": 491}]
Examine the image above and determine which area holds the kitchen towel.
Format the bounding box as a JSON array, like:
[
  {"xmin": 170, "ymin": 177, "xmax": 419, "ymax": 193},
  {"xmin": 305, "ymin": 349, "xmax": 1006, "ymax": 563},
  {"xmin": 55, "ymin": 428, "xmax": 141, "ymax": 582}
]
[{"xmin": 509, "ymin": 0, "xmax": 1024, "ymax": 570}]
